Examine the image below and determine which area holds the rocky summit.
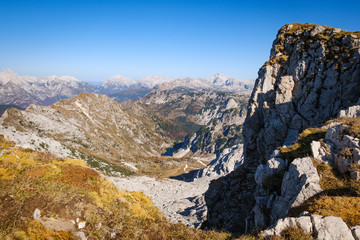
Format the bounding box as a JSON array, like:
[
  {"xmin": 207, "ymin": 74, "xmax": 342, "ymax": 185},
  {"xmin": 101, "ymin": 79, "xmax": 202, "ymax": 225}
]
[{"xmin": 205, "ymin": 23, "xmax": 360, "ymax": 235}]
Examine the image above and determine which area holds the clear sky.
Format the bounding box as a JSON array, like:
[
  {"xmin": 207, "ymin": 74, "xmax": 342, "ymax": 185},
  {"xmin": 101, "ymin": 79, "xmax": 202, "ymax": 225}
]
[{"xmin": 0, "ymin": 0, "xmax": 359, "ymax": 83}]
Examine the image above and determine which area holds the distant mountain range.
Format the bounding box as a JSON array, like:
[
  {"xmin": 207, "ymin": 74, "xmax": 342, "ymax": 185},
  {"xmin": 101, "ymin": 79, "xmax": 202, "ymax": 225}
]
[
  {"xmin": 0, "ymin": 69, "xmax": 253, "ymax": 115},
  {"xmin": 101, "ymin": 75, "xmax": 175, "ymax": 93},
  {"xmin": 0, "ymin": 69, "xmax": 93, "ymax": 109}
]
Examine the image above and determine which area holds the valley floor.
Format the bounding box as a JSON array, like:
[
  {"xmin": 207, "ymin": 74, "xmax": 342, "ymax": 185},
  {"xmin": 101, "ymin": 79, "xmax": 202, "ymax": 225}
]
[{"xmin": 108, "ymin": 175, "xmax": 211, "ymax": 228}]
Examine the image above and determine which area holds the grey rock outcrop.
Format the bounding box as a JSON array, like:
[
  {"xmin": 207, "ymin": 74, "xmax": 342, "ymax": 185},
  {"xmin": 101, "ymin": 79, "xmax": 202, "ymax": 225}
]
[
  {"xmin": 194, "ymin": 144, "xmax": 244, "ymax": 180},
  {"xmin": 261, "ymin": 215, "xmax": 359, "ymax": 240},
  {"xmin": 339, "ymin": 105, "xmax": 360, "ymax": 118},
  {"xmin": 205, "ymin": 23, "xmax": 360, "ymax": 233}
]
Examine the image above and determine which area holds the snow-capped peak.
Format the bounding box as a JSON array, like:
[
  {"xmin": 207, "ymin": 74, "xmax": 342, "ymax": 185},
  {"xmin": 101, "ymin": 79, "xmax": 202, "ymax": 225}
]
[
  {"xmin": 0, "ymin": 69, "xmax": 21, "ymax": 85},
  {"xmin": 210, "ymin": 73, "xmax": 234, "ymax": 86},
  {"xmin": 102, "ymin": 75, "xmax": 138, "ymax": 89},
  {"xmin": 102, "ymin": 74, "xmax": 174, "ymax": 90}
]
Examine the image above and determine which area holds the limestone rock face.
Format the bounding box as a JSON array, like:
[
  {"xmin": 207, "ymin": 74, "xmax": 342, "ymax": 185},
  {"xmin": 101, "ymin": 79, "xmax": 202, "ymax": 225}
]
[
  {"xmin": 269, "ymin": 157, "xmax": 322, "ymax": 223},
  {"xmin": 205, "ymin": 23, "xmax": 360, "ymax": 233}
]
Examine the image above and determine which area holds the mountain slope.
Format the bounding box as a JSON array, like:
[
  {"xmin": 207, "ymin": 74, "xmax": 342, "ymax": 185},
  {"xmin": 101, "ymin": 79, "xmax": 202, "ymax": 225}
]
[
  {"xmin": 0, "ymin": 93, "xmax": 186, "ymax": 176},
  {"xmin": 205, "ymin": 23, "xmax": 360, "ymax": 234},
  {"xmin": 138, "ymin": 88, "xmax": 251, "ymax": 133}
]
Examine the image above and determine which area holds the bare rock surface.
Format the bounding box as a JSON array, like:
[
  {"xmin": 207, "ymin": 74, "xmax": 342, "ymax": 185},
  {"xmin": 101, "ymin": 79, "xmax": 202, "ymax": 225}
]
[
  {"xmin": 108, "ymin": 176, "xmax": 211, "ymax": 228},
  {"xmin": 270, "ymin": 157, "xmax": 322, "ymax": 222}
]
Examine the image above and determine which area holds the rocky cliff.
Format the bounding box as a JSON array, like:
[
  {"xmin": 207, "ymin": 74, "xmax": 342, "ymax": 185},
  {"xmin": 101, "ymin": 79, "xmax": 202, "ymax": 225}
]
[{"xmin": 205, "ymin": 23, "xmax": 360, "ymax": 234}]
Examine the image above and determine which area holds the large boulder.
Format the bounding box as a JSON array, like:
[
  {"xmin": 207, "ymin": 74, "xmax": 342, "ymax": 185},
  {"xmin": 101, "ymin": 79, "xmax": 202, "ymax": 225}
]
[{"xmin": 262, "ymin": 215, "xmax": 358, "ymax": 240}]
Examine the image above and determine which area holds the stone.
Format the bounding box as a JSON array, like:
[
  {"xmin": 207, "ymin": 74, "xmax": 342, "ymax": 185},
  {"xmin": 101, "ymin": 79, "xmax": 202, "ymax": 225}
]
[
  {"xmin": 255, "ymin": 157, "xmax": 287, "ymax": 186},
  {"xmin": 33, "ymin": 208, "xmax": 41, "ymax": 221},
  {"xmin": 299, "ymin": 211, "xmax": 310, "ymax": 216},
  {"xmin": 276, "ymin": 76, "xmax": 295, "ymax": 104},
  {"xmin": 311, "ymin": 141, "xmax": 322, "ymax": 160},
  {"xmin": 74, "ymin": 232, "xmax": 87, "ymax": 240},
  {"xmin": 311, "ymin": 215, "xmax": 354, "ymax": 240},
  {"xmin": 78, "ymin": 221, "xmax": 86, "ymax": 229},
  {"xmin": 262, "ymin": 215, "xmax": 355, "ymax": 240},
  {"xmin": 335, "ymin": 156, "xmax": 350, "ymax": 173},
  {"xmin": 310, "ymin": 25, "xmax": 325, "ymax": 37},
  {"xmin": 311, "ymin": 140, "xmax": 332, "ymax": 164},
  {"xmin": 343, "ymin": 135, "xmax": 359, "ymax": 149},
  {"xmin": 351, "ymin": 226, "xmax": 360, "ymax": 240},
  {"xmin": 270, "ymin": 157, "xmax": 322, "ymax": 221},
  {"xmin": 261, "ymin": 216, "xmax": 313, "ymax": 237},
  {"xmin": 283, "ymin": 129, "xmax": 300, "ymax": 147},
  {"xmin": 350, "ymin": 169, "xmax": 360, "ymax": 180},
  {"xmin": 325, "ymin": 125, "xmax": 345, "ymax": 148},
  {"xmin": 333, "ymin": 28, "xmax": 342, "ymax": 33},
  {"xmin": 354, "ymin": 148, "xmax": 360, "ymax": 164},
  {"xmin": 290, "ymin": 114, "xmax": 304, "ymax": 130}
]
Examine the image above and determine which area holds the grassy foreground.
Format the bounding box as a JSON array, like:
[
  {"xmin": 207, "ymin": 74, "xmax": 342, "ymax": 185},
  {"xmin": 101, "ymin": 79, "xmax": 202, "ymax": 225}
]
[{"xmin": 0, "ymin": 135, "xmax": 230, "ymax": 239}]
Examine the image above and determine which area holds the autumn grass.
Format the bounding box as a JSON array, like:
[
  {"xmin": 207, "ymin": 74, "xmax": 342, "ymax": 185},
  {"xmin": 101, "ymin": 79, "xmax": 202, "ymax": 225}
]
[{"xmin": 6, "ymin": 220, "xmax": 76, "ymax": 240}]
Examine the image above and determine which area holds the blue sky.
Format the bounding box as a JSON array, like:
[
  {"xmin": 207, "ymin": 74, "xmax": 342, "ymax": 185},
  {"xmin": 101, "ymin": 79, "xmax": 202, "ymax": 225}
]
[{"xmin": 1, "ymin": 0, "xmax": 359, "ymax": 83}]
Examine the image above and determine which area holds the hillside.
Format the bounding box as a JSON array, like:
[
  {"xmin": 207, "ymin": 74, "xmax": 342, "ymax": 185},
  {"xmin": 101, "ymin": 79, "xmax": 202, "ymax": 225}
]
[
  {"xmin": 137, "ymin": 87, "xmax": 250, "ymax": 133},
  {"xmin": 205, "ymin": 23, "xmax": 360, "ymax": 237},
  {"xmin": 0, "ymin": 135, "xmax": 231, "ymax": 240},
  {"xmin": 0, "ymin": 93, "xmax": 192, "ymax": 177}
]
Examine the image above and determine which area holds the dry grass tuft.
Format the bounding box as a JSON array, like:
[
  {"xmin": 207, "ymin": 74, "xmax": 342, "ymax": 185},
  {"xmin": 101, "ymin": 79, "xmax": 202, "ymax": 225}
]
[
  {"xmin": 280, "ymin": 128, "xmax": 327, "ymax": 162},
  {"xmin": 0, "ymin": 135, "xmax": 15, "ymax": 150},
  {"xmin": 60, "ymin": 164, "xmax": 100, "ymax": 192},
  {"xmin": 306, "ymin": 196, "xmax": 360, "ymax": 226},
  {"xmin": 326, "ymin": 117, "xmax": 360, "ymax": 138}
]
